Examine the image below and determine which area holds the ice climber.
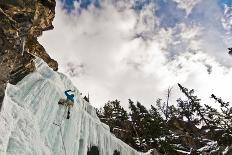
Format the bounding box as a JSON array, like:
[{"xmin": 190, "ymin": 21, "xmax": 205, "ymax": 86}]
[
  {"xmin": 58, "ymin": 89, "xmax": 75, "ymax": 119},
  {"xmin": 65, "ymin": 89, "xmax": 75, "ymax": 119}
]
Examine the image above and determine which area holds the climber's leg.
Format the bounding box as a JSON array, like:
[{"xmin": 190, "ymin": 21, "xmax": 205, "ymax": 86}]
[{"xmin": 67, "ymin": 105, "xmax": 71, "ymax": 119}]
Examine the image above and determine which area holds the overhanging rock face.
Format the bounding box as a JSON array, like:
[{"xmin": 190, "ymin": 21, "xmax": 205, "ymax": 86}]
[
  {"xmin": 0, "ymin": 0, "xmax": 58, "ymax": 109},
  {"xmin": 0, "ymin": 58, "xmax": 142, "ymax": 155}
]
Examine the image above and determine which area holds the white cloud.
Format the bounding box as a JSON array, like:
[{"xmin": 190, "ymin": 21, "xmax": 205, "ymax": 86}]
[
  {"xmin": 222, "ymin": 4, "xmax": 232, "ymax": 32},
  {"xmin": 221, "ymin": 4, "xmax": 232, "ymax": 45},
  {"xmin": 173, "ymin": 0, "xmax": 201, "ymax": 15},
  {"xmin": 39, "ymin": 0, "xmax": 232, "ymax": 109}
]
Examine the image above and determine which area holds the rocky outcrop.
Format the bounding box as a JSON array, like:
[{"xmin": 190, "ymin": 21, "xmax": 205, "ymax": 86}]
[{"xmin": 0, "ymin": 0, "xmax": 58, "ymax": 109}]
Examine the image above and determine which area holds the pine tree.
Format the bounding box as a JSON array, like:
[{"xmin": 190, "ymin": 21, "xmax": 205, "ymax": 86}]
[
  {"xmin": 128, "ymin": 99, "xmax": 142, "ymax": 151},
  {"xmin": 177, "ymin": 83, "xmax": 210, "ymax": 126},
  {"xmin": 97, "ymin": 88, "xmax": 232, "ymax": 155},
  {"xmin": 97, "ymin": 100, "xmax": 132, "ymax": 145},
  {"xmin": 97, "ymin": 101, "xmax": 114, "ymax": 131},
  {"xmin": 209, "ymin": 94, "xmax": 232, "ymax": 146}
]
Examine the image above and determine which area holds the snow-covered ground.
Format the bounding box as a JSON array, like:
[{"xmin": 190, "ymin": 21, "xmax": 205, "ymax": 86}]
[{"xmin": 0, "ymin": 58, "xmax": 142, "ymax": 155}]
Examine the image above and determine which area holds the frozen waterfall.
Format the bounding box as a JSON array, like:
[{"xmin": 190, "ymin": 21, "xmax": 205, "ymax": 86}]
[{"xmin": 0, "ymin": 58, "xmax": 142, "ymax": 155}]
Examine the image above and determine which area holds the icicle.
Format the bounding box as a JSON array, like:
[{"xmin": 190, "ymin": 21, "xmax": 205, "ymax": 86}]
[{"xmin": 21, "ymin": 36, "xmax": 26, "ymax": 56}]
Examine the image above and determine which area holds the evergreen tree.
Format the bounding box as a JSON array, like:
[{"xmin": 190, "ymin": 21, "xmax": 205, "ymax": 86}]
[
  {"xmin": 177, "ymin": 83, "xmax": 209, "ymax": 126},
  {"xmin": 128, "ymin": 99, "xmax": 143, "ymax": 151},
  {"xmin": 209, "ymin": 94, "xmax": 232, "ymax": 146},
  {"xmin": 97, "ymin": 86, "xmax": 232, "ymax": 155},
  {"xmin": 97, "ymin": 100, "xmax": 132, "ymax": 145}
]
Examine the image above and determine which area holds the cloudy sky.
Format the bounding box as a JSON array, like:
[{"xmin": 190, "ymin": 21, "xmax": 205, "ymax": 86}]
[{"xmin": 39, "ymin": 0, "xmax": 232, "ymax": 108}]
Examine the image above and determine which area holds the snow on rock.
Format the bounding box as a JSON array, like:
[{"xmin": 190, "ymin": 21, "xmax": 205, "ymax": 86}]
[{"xmin": 0, "ymin": 58, "xmax": 142, "ymax": 155}]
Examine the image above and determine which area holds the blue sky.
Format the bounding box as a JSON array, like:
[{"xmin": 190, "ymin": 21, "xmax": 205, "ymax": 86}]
[
  {"xmin": 60, "ymin": 0, "xmax": 231, "ymax": 35},
  {"xmin": 40, "ymin": 0, "xmax": 232, "ymax": 108},
  {"xmin": 61, "ymin": 0, "xmax": 231, "ymax": 10},
  {"xmin": 61, "ymin": 0, "xmax": 229, "ymax": 21}
]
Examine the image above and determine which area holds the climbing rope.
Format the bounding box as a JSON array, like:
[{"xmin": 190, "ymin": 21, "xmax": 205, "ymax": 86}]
[
  {"xmin": 53, "ymin": 105, "xmax": 68, "ymax": 155},
  {"xmin": 53, "ymin": 122, "xmax": 68, "ymax": 155}
]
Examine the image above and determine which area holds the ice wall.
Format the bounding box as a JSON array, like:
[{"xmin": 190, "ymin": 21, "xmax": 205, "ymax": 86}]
[{"xmin": 0, "ymin": 58, "xmax": 142, "ymax": 155}]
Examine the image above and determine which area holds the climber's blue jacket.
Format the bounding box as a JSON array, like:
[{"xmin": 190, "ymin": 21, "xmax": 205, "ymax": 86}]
[{"xmin": 65, "ymin": 90, "xmax": 75, "ymax": 102}]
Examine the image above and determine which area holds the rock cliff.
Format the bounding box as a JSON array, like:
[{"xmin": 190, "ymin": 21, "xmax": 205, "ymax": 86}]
[{"xmin": 0, "ymin": 0, "xmax": 58, "ymax": 109}]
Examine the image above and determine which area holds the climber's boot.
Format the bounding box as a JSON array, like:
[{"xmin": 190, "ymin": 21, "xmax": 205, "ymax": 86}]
[{"xmin": 67, "ymin": 110, "xmax": 70, "ymax": 119}]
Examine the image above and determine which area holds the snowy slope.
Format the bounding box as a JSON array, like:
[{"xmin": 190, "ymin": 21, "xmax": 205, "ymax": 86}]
[{"xmin": 0, "ymin": 58, "xmax": 142, "ymax": 155}]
